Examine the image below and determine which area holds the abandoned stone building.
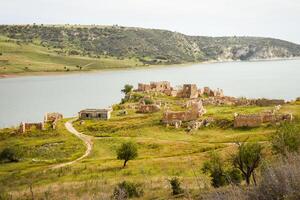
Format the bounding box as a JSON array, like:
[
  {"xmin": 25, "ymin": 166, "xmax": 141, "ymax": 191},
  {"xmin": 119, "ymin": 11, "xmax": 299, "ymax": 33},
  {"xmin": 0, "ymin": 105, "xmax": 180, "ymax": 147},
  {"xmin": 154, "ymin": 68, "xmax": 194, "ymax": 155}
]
[
  {"xmin": 44, "ymin": 112, "xmax": 63, "ymax": 123},
  {"xmin": 137, "ymin": 104, "xmax": 161, "ymax": 113},
  {"xmin": 162, "ymin": 100, "xmax": 206, "ymax": 127},
  {"xmin": 78, "ymin": 108, "xmax": 113, "ymax": 120},
  {"xmin": 44, "ymin": 112, "xmax": 63, "ymax": 129},
  {"xmin": 19, "ymin": 122, "xmax": 45, "ymax": 133},
  {"xmin": 178, "ymin": 84, "xmax": 198, "ymax": 98},
  {"xmin": 234, "ymin": 111, "xmax": 293, "ymax": 128},
  {"xmin": 199, "ymin": 87, "xmax": 224, "ymax": 97},
  {"xmin": 137, "ymin": 81, "xmax": 172, "ymax": 93}
]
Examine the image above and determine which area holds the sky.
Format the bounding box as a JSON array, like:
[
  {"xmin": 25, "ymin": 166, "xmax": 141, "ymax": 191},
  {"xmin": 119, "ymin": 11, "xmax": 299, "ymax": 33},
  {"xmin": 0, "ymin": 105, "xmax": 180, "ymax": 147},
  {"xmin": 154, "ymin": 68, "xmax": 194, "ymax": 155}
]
[{"xmin": 0, "ymin": 0, "xmax": 299, "ymax": 44}]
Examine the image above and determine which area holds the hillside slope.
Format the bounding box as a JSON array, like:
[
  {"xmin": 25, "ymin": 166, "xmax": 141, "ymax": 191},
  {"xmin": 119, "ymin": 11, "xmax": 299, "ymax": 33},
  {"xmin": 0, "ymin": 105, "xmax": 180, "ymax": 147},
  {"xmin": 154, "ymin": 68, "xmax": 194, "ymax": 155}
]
[{"xmin": 0, "ymin": 25, "xmax": 300, "ymax": 74}]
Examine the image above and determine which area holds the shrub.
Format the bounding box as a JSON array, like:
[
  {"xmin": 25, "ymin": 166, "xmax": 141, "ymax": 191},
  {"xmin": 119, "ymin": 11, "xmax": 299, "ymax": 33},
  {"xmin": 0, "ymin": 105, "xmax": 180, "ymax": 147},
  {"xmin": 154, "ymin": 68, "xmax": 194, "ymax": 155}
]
[
  {"xmin": 271, "ymin": 122, "xmax": 300, "ymax": 156},
  {"xmin": 112, "ymin": 181, "xmax": 143, "ymax": 199},
  {"xmin": 143, "ymin": 98, "xmax": 154, "ymax": 105},
  {"xmin": 0, "ymin": 148, "xmax": 19, "ymax": 163},
  {"xmin": 202, "ymin": 152, "xmax": 227, "ymax": 187},
  {"xmin": 116, "ymin": 142, "xmax": 138, "ymax": 167},
  {"xmin": 169, "ymin": 177, "xmax": 184, "ymax": 195},
  {"xmin": 202, "ymin": 152, "xmax": 242, "ymax": 187},
  {"xmin": 248, "ymin": 153, "xmax": 300, "ymax": 199}
]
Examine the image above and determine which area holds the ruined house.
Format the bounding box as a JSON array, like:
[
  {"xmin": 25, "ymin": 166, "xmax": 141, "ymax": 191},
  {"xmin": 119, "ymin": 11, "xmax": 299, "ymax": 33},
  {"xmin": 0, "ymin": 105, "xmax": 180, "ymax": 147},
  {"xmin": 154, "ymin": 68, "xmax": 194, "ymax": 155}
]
[
  {"xmin": 137, "ymin": 104, "xmax": 160, "ymax": 113},
  {"xmin": 162, "ymin": 100, "xmax": 206, "ymax": 127},
  {"xmin": 44, "ymin": 112, "xmax": 63, "ymax": 122},
  {"xmin": 78, "ymin": 108, "xmax": 113, "ymax": 120},
  {"xmin": 234, "ymin": 111, "xmax": 293, "ymax": 128},
  {"xmin": 199, "ymin": 87, "xmax": 224, "ymax": 97},
  {"xmin": 137, "ymin": 81, "xmax": 172, "ymax": 93},
  {"xmin": 137, "ymin": 83, "xmax": 151, "ymax": 92},
  {"xmin": 19, "ymin": 122, "xmax": 45, "ymax": 133},
  {"xmin": 44, "ymin": 112, "xmax": 63, "ymax": 129},
  {"xmin": 178, "ymin": 84, "xmax": 198, "ymax": 98},
  {"xmin": 233, "ymin": 114, "xmax": 263, "ymax": 128}
]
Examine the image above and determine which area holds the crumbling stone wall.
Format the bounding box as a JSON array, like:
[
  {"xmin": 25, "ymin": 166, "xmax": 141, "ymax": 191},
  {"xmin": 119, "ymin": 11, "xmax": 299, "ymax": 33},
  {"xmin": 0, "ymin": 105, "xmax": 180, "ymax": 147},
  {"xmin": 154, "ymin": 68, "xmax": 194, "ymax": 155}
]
[
  {"xmin": 234, "ymin": 110, "xmax": 293, "ymax": 128},
  {"xmin": 162, "ymin": 100, "xmax": 206, "ymax": 127},
  {"xmin": 138, "ymin": 83, "xmax": 151, "ymax": 92},
  {"xmin": 19, "ymin": 122, "xmax": 45, "ymax": 133},
  {"xmin": 199, "ymin": 87, "xmax": 224, "ymax": 97},
  {"xmin": 137, "ymin": 104, "xmax": 160, "ymax": 113},
  {"xmin": 44, "ymin": 112, "xmax": 63, "ymax": 122},
  {"xmin": 234, "ymin": 114, "xmax": 263, "ymax": 128},
  {"xmin": 179, "ymin": 84, "xmax": 198, "ymax": 98}
]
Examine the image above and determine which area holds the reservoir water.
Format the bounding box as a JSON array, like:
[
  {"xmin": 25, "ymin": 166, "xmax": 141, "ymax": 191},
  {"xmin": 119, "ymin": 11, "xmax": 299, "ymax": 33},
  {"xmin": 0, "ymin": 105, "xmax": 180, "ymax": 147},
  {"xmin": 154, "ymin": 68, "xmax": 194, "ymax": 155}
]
[{"xmin": 0, "ymin": 59, "xmax": 299, "ymax": 128}]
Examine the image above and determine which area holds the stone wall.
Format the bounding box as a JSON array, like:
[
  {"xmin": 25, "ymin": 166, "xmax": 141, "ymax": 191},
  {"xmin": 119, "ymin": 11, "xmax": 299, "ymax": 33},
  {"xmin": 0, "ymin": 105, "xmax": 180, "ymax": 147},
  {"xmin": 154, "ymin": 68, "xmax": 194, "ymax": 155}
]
[
  {"xmin": 179, "ymin": 84, "xmax": 198, "ymax": 98},
  {"xmin": 44, "ymin": 112, "xmax": 63, "ymax": 122},
  {"xmin": 137, "ymin": 104, "xmax": 160, "ymax": 113},
  {"xmin": 233, "ymin": 114, "xmax": 263, "ymax": 128},
  {"xmin": 19, "ymin": 122, "xmax": 45, "ymax": 133},
  {"xmin": 234, "ymin": 111, "xmax": 293, "ymax": 128},
  {"xmin": 162, "ymin": 100, "xmax": 206, "ymax": 127}
]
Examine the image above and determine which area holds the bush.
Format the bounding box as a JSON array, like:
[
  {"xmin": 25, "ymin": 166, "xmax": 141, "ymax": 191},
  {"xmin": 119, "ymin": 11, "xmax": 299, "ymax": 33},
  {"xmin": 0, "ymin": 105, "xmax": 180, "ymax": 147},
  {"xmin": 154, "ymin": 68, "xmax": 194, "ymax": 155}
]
[
  {"xmin": 116, "ymin": 141, "xmax": 138, "ymax": 167},
  {"xmin": 271, "ymin": 122, "xmax": 300, "ymax": 156},
  {"xmin": 248, "ymin": 153, "xmax": 300, "ymax": 199},
  {"xmin": 169, "ymin": 177, "xmax": 184, "ymax": 195},
  {"xmin": 0, "ymin": 148, "xmax": 19, "ymax": 163},
  {"xmin": 202, "ymin": 152, "xmax": 242, "ymax": 187},
  {"xmin": 112, "ymin": 181, "xmax": 143, "ymax": 199},
  {"xmin": 202, "ymin": 152, "xmax": 227, "ymax": 187},
  {"xmin": 143, "ymin": 98, "xmax": 154, "ymax": 105}
]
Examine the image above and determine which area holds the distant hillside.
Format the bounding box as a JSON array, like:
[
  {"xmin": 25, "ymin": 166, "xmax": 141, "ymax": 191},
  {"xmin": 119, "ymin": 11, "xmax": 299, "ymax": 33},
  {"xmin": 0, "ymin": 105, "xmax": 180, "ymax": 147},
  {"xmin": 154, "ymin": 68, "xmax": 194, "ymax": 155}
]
[{"xmin": 0, "ymin": 24, "xmax": 300, "ymax": 74}]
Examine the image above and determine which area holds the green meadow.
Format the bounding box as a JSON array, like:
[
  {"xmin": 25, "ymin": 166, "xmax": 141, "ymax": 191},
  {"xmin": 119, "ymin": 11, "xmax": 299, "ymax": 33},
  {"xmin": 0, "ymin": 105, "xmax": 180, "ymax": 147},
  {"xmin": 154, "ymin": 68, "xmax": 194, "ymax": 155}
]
[
  {"xmin": 1, "ymin": 94, "xmax": 300, "ymax": 199},
  {"xmin": 0, "ymin": 36, "xmax": 142, "ymax": 75}
]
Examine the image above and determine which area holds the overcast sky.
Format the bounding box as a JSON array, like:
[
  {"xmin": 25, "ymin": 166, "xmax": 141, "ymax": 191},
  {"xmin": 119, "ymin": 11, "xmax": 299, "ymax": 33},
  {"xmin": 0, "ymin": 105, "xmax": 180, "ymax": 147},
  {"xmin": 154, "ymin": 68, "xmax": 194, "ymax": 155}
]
[{"xmin": 1, "ymin": 0, "xmax": 299, "ymax": 44}]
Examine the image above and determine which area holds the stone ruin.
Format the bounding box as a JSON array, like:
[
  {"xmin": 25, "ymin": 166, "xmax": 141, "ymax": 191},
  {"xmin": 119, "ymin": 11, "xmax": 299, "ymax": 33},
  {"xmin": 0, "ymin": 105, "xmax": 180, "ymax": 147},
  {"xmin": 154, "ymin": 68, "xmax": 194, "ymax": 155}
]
[
  {"xmin": 199, "ymin": 87, "xmax": 224, "ymax": 97},
  {"xmin": 162, "ymin": 100, "xmax": 206, "ymax": 128},
  {"xmin": 136, "ymin": 81, "xmax": 224, "ymax": 99},
  {"xmin": 137, "ymin": 81, "xmax": 172, "ymax": 93},
  {"xmin": 137, "ymin": 104, "xmax": 161, "ymax": 113},
  {"xmin": 234, "ymin": 106, "xmax": 293, "ymax": 128},
  {"xmin": 19, "ymin": 122, "xmax": 45, "ymax": 133},
  {"xmin": 44, "ymin": 112, "xmax": 63, "ymax": 129}
]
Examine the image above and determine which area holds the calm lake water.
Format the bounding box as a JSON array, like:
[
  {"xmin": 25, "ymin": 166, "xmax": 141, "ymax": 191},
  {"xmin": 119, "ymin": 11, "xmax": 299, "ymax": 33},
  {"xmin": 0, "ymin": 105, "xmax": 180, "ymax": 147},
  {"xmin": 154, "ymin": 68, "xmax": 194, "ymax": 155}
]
[{"xmin": 0, "ymin": 59, "xmax": 300, "ymax": 128}]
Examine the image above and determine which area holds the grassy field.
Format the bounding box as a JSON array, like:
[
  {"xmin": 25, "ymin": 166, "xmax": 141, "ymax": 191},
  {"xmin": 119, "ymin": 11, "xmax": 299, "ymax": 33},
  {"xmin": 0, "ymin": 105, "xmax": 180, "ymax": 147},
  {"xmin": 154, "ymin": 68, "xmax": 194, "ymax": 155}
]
[
  {"xmin": 0, "ymin": 36, "xmax": 142, "ymax": 75},
  {"xmin": 1, "ymin": 94, "xmax": 299, "ymax": 199}
]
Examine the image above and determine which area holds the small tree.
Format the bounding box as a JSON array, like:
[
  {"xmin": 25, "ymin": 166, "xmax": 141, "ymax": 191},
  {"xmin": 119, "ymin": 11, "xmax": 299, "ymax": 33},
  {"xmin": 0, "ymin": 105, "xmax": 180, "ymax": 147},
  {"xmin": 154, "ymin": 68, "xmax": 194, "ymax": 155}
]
[
  {"xmin": 121, "ymin": 84, "xmax": 133, "ymax": 95},
  {"xmin": 271, "ymin": 122, "xmax": 300, "ymax": 157},
  {"xmin": 117, "ymin": 141, "xmax": 138, "ymax": 167},
  {"xmin": 232, "ymin": 142, "xmax": 263, "ymax": 185},
  {"xmin": 169, "ymin": 177, "xmax": 184, "ymax": 195}
]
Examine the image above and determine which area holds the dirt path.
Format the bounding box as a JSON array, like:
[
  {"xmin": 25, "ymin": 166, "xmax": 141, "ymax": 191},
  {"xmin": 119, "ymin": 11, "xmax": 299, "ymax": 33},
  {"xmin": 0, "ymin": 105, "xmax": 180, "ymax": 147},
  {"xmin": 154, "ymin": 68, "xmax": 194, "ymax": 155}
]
[{"xmin": 51, "ymin": 119, "xmax": 93, "ymax": 169}]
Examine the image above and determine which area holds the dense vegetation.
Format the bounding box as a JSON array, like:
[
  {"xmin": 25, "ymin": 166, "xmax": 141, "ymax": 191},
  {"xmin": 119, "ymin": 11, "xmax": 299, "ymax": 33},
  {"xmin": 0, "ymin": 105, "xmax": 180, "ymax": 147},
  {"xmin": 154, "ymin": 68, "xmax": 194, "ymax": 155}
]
[{"xmin": 1, "ymin": 24, "xmax": 300, "ymax": 75}]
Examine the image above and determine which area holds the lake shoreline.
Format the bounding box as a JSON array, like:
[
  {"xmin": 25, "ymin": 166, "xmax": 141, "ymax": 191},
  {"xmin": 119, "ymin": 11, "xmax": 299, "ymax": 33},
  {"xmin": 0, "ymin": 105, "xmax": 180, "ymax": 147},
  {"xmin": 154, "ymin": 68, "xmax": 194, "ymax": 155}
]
[{"xmin": 1, "ymin": 56, "xmax": 300, "ymax": 79}]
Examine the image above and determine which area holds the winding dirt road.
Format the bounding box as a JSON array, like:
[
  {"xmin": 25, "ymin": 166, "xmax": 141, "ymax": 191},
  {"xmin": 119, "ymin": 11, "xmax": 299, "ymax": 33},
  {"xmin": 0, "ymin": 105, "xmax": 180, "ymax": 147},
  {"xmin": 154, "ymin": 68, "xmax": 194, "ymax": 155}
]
[{"xmin": 52, "ymin": 119, "xmax": 93, "ymax": 169}]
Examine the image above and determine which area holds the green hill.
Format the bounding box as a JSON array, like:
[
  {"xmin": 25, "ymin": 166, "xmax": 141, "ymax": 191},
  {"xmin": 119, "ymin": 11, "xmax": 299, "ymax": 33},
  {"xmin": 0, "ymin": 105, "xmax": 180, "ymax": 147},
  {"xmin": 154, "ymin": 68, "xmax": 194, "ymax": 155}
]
[{"xmin": 1, "ymin": 24, "xmax": 300, "ymax": 75}]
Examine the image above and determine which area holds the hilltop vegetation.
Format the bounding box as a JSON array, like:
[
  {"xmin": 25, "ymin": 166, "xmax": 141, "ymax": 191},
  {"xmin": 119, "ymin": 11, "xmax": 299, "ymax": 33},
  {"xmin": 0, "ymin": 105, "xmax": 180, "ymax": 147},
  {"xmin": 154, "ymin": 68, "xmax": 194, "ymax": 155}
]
[{"xmin": 1, "ymin": 24, "xmax": 300, "ymax": 75}]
